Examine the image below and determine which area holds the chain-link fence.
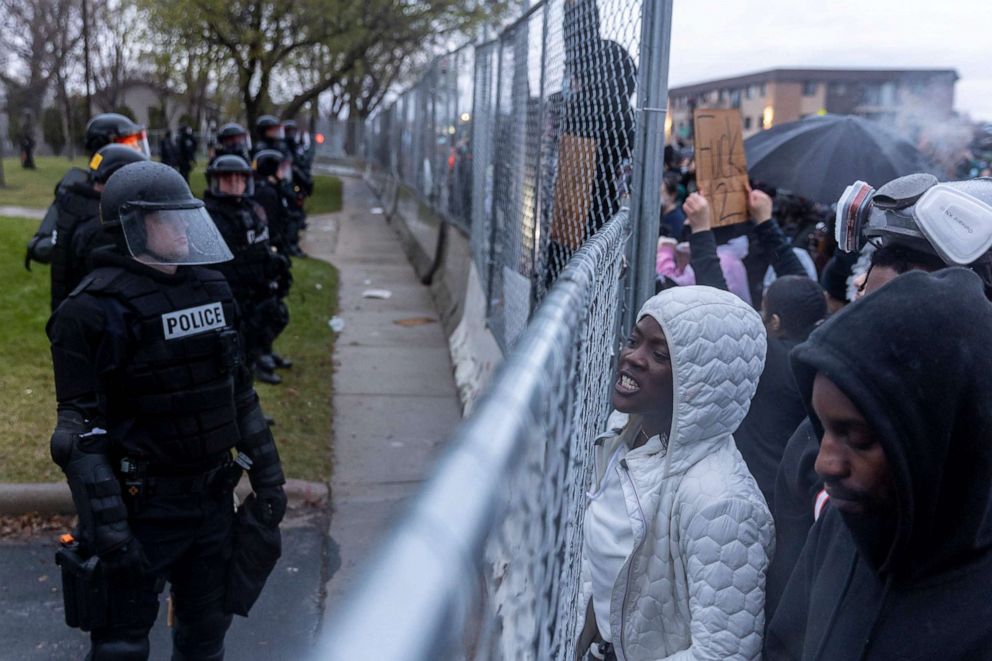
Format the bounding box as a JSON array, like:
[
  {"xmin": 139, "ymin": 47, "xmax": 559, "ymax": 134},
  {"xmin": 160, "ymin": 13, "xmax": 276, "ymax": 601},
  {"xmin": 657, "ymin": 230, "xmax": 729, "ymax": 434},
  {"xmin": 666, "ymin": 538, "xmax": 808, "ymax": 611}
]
[
  {"xmin": 365, "ymin": 0, "xmax": 649, "ymax": 351},
  {"xmin": 321, "ymin": 0, "xmax": 672, "ymax": 658}
]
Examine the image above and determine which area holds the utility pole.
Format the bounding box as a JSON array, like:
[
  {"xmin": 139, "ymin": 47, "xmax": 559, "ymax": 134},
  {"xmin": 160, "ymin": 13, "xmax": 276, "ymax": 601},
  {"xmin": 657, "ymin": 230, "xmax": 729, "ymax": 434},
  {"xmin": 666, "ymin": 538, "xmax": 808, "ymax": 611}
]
[{"xmin": 82, "ymin": 0, "xmax": 93, "ymax": 118}]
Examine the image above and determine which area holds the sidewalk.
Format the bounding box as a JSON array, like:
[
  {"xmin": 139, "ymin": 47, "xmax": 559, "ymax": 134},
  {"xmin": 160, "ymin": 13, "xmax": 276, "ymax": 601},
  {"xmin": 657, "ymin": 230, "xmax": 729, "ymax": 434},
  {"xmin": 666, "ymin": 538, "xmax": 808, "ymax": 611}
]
[{"xmin": 302, "ymin": 176, "xmax": 464, "ymax": 627}]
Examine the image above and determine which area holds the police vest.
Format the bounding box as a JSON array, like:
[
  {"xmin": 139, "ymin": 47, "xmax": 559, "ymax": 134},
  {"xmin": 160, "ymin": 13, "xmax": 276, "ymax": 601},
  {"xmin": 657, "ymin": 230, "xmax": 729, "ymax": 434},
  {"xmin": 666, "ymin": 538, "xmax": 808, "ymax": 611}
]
[
  {"xmin": 205, "ymin": 197, "xmax": 275, "ymax": 302},
  {"xmin": 50, "ymin": 184, "xmax": 101, "ymax": 310},
  {"xmin": 73, "ymin": 265, "xmax": 243, "ymax": 465}
]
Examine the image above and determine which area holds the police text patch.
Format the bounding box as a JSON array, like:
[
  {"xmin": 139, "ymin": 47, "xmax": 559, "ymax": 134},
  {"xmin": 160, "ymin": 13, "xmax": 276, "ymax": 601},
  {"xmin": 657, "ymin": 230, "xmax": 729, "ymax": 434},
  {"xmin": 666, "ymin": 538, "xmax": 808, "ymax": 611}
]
[{"xmin": 161, "ymin": 302, "xmax": 226, "ymax": 340}]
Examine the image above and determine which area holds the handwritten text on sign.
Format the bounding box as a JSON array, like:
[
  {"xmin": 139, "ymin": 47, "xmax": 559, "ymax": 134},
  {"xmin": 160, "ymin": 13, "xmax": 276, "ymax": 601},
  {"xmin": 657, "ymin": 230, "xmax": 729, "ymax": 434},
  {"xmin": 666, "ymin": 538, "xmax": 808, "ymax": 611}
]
[{"xmin": 693, "ymin": 109, "xmax": 749, "ymax": 227}]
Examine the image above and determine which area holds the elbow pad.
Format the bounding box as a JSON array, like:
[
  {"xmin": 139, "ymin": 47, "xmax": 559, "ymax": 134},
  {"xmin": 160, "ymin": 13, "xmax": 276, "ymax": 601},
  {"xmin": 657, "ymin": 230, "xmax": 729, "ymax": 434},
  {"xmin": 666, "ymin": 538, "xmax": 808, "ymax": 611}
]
[
  {"xmin": 237, "ymin": 401, "xmax": 286, "ymax": 490},
  {"xmin": 51, "ymin": 411, "xmax": 131, "ymax": 555}
]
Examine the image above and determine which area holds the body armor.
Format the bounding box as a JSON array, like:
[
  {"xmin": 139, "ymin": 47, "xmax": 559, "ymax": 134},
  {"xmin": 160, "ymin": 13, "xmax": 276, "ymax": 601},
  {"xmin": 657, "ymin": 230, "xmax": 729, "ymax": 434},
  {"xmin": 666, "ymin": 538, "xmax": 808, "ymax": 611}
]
[
  {"xmin": 204, "ymin": 193, "xmax": 274, "ymax": 302},
  {"xmin": 49, "ymin": 183, "xmax": 102, "ymax": 310},
  {"xmin": 68, "ymin": 265, "xmax": 242, "ymax": 465}
]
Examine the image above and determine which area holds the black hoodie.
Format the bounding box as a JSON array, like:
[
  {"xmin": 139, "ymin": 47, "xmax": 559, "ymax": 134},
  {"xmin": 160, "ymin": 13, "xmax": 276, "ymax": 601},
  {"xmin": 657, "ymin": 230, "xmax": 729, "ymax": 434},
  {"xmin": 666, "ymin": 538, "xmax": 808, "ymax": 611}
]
[{"xmin": 765, "ymin": 268, "xmax": 992, "ymax": 660}]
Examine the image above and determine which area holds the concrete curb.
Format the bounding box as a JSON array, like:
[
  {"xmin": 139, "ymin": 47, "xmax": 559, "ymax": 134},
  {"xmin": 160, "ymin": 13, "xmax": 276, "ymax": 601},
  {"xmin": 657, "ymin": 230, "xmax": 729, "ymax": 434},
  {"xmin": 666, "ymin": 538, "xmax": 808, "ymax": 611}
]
[{"xmin": 0, "ymin": 478, "xmax": 329, "ymax": 516}]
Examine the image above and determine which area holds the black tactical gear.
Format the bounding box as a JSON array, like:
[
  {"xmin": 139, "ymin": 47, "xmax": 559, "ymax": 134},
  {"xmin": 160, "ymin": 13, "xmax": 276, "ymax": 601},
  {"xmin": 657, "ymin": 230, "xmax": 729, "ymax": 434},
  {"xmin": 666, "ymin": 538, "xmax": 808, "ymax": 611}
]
[
  {"xmin": 47, "ymin": 168, "xmax": 285, "ymax": 660},
  {"xmin": 91, "ymin": 144, "xmax": 148, "ymax": 185},
  {"xmin": 47, "ymin": 182, "xmax": 102, "ymax": 310},
  {"xmin": 25, "ymin": 168, "xmax": 90, "ymax": 270},
  {"xmin": 212, "ymin": 122, "xmax": 252, "ymax": 164},
  {"xmin": 206, "ymin": 154, "xmax": 255, "ymax": 198},
  {"xmin": 84, "ymin": 113, "xmax": 149, "ymax": 157},
  {"xmin": 46, "ymin": 145, "xmax": 148, "ymax": 310}
]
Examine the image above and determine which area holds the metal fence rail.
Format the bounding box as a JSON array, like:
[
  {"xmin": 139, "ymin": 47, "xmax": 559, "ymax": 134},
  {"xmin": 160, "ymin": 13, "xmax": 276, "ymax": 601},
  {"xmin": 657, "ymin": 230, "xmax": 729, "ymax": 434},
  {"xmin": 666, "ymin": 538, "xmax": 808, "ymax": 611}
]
[
  {"xmin": 316, "ymin": 208, "xmax": 630, "ymax": 660},
  {"xmin": 320, "ymin": 0, "xmax": 672, "ymax": 658}
]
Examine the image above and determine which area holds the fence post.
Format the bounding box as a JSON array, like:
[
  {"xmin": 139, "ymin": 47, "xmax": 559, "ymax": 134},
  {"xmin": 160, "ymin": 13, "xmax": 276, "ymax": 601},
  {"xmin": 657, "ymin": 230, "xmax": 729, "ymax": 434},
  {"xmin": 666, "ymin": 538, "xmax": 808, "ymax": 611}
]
[{"xmin": 625, "ymin": 0, "xmax": 674, "ymax": 329}]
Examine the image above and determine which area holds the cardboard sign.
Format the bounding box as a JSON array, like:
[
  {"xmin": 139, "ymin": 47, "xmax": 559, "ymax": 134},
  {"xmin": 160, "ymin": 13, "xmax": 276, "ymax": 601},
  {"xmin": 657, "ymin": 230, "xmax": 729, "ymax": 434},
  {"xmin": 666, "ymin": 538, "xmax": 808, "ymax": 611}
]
[
  {"xmin": 693, "ymin": 109, "xmax": 749, "ymax": 227},
  {"xmin": 551, "ymin": 134, "xmax": 599, "ymax": 249}
]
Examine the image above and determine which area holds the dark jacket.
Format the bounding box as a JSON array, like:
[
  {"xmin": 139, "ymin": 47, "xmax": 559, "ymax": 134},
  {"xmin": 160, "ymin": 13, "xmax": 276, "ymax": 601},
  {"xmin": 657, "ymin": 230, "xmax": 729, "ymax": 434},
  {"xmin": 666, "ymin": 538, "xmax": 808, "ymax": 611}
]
[
  {"xmin": 734, "ymin": 336, "xmax": 806, "ymax": 505},
  {"xmin": 764, "ymin": 417, "xmax": 820, "ymax": 621},
  {"xmin": 765, "ymin": 268, "xmax": 992, "ymax": 660},
  {"xmin": 688, "ymin": 218, "xmax": 807, "ymax": 295}
]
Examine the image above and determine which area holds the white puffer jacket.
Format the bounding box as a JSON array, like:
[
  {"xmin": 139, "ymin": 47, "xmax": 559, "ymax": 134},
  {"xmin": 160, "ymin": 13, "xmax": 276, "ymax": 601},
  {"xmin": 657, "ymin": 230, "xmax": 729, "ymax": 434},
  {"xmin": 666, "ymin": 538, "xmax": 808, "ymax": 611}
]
[{"xmin": 580, "ymin": 286, "xmax": 774, "ymax": 661}]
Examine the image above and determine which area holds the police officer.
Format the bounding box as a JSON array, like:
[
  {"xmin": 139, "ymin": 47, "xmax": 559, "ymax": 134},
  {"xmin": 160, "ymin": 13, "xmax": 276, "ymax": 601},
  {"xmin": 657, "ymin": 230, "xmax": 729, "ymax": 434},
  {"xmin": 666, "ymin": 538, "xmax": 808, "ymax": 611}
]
[
  {"xmin": 252, "ymin": 115, "xmax": 285, "ymax": 155},
  {"xmin": 49, "ymin": 144, "xmax": 148, "ymax": 310},
  {"xmin": 25, "ymin": 113, "xmax": 149, "ymax": 277},
  {"xmin": 253, "ymin": 149, "xmax": 292, "ymax": 256},
  {"xmin": 210, "ymin": 123, "xmax": 253, "ymax": 165},
  {"xmin": 177, "ymin": 125, "xmax": 198, "ymax": 182},
  {"xmin": 47, "ymin": 161, "xmax": 287, "ymax": 660},
  {"xmin": 204, "ymin": 155, "xmax": 286, "ymax": 385}
]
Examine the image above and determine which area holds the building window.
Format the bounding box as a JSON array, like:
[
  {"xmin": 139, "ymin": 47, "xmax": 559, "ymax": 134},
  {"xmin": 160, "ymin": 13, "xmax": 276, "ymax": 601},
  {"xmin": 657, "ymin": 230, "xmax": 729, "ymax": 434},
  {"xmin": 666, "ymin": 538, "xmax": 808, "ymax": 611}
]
[
  {"xmin": 803, "ymin": 81, "xmax": 817, "ymax": 96},
  {"xmin": 743, "ymin": 116, "xmax": 752, "ymax": 130},
  {"xmin": 829, "ymin": 82, "xmax": 847, "ymax": 95},
  {"xmin": 759, "ymin": 83, "xmax": 767, "ymax": 97},
  {"xmin": 745, "ymin": 86, "xmax": 753, "ymax": 100}
]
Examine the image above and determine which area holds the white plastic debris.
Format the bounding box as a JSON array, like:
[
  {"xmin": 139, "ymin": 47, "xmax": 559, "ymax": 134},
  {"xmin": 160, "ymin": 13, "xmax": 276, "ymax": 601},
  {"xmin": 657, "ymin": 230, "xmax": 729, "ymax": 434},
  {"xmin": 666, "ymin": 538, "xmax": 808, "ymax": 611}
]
[
  {"xmin": 362, "ymin": 289, "xmax": 392, "ymax": 300},
  {"xmin": 328, "ymin": 316, "xmax": 346, "ymax": 332},
  {"xmin": 315, "ymin": 282, "xmax": 323, "ymax": 290},
  {"xmin": 370, "ymin": 207, "xmax": 384, "ymax": 215}
]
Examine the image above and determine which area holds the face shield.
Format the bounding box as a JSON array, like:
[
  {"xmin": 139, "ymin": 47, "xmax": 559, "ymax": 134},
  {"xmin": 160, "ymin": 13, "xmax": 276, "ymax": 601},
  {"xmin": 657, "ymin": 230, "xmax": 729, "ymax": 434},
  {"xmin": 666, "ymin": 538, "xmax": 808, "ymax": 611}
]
[
  {"xmin": 209, "ymin": 171, "xmax": 255, "ymax": 198},
  {"xmin": 221, "ymin": 133, "xmax": 252, "ymax": 155},
  {"xmin": 277, "ymin": 159, "xmax": 293, "ymax": 181},
  {"xmin": 265, "ymin": 125, "xmax": 285, "ymax": 140},
  {"xmin": 114, "ymin": 130, "xmax": 151, "ymax": 158},
  {"xmin": 120, "ymin": 204, "xmax": 233, "ymax": 266}
]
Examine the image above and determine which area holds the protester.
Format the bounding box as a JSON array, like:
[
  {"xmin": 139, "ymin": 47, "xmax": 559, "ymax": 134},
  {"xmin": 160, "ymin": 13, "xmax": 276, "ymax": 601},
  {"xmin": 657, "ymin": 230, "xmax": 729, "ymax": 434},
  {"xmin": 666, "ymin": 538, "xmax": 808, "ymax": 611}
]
[
  {"xmin": 735, "ymin": 275, "xmax": 826, "ymax": 505},
  {"xmin": 21, "ymin": 133, "xmax": 36, "ymax": 169},
  {"xmin": 765, "ymin": 268, "xmax": 992, "ymax": 659},
  {"xmin": 767, "ymin": 174, "xmax": 992, "ymax": 621},
  {"xmin": 158, "ymin": 129, "xmax": 177, "ymax": 169},
  {"xmin": 659, "ymin": 187, "xmax": 807, "ymax": 305},
  {"xmin": 659, "ymin": 170, "xmax": 686, "ymax": 239},
  {"xmin": 576, "ymin": 285, "xmax": 771, "ymax": 661}
]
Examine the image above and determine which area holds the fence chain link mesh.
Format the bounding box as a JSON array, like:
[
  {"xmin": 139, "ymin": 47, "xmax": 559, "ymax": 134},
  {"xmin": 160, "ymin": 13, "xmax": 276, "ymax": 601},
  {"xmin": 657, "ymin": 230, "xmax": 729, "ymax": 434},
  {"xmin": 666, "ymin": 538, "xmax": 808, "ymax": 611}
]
[{"xmin": 328, "ymin": 0, "xmax": 664, "ymax": 658}]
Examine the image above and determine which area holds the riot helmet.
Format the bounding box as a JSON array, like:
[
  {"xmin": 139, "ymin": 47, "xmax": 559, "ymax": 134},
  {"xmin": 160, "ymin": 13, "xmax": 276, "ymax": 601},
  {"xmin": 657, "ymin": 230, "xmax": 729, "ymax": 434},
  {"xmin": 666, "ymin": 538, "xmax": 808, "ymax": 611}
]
[
  {"xmin": 283, "ymin": 119, "xmax": 298, "ymax": 147},
  {"xmin": 89, "ymin": 144, "xmax": 149, "ymax": 186},
  {"xmin": 101, "ymin": 161, "xmax": 232, "ymax": 266},
  {"xmin": 253, "ymin": 148, "xmax": 289, "ymax": 179},
  {"xmin": 837, "ymin": 175, "xmax": 992, "ymax": 266},
  {"xmin": 84, "ymin": 113, "xmax": 150, "ymax": 158},
  {"xmin": 255, "ymin": 115, "xmax": 284, "ymax": 140},
  {"xmin": 215, "ymin": 122, "xmax": 252, "ymax": 160},
  {"xmin": 206, "ymin": 154, "xmax": 255, "ymax": 198}
]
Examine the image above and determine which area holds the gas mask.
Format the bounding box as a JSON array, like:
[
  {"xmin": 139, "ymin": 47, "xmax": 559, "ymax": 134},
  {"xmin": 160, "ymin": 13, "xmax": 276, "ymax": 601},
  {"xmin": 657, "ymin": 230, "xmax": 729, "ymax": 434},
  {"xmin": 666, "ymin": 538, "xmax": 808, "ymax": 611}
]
[{"xmin": 836, "ymin": 174, "xmax": 992, "ymax": 266}]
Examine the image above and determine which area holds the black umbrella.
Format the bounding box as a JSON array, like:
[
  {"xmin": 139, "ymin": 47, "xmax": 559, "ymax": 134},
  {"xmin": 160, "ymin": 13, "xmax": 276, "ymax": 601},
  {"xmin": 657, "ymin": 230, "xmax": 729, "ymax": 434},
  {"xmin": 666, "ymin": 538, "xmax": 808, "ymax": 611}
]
[{"xmin": 744, "ymin": 114, "xmax": 934, "ymax": 204}]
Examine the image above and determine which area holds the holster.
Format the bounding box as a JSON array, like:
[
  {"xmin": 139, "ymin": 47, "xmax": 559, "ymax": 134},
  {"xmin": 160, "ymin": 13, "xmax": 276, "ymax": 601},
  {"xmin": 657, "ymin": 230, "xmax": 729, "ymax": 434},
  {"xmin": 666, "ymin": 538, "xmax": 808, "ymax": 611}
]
[
  {"xmin": 55, "ymin": 539, "xmax": 108, "ymax": 631},
  {"xmin": 224, "ymin": 493, "xmax": 281, "ymax": 616}
]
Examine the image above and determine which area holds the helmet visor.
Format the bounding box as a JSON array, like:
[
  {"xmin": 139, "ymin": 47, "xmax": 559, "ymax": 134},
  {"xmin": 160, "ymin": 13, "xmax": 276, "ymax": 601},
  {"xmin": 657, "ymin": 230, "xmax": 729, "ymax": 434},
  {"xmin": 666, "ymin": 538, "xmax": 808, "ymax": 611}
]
[
  {"xmin": 221, "ymin": 134, "xmax": 252, "ymax": 154},
  {"xmin": 115, "ymin": 130, "xmax": 151, "ymax": 158},
  {"xmin": 209, "ymin": 172, "xmax": 255, "ymax": 198},
  {"xmin": 277, "ymin": 159, "xmax": 293, "ymax": 181},
  {"xmin": 121, "ymin": 205, "xmax": 233, "ymax": 266}
]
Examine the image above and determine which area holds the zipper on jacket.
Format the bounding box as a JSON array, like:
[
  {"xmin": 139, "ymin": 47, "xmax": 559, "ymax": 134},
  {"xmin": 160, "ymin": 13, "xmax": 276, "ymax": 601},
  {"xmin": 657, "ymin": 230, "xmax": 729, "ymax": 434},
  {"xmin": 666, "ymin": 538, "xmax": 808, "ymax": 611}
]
[{"xmin": 618, "ymin": 458, "xmax": 648, "ymax": 661}]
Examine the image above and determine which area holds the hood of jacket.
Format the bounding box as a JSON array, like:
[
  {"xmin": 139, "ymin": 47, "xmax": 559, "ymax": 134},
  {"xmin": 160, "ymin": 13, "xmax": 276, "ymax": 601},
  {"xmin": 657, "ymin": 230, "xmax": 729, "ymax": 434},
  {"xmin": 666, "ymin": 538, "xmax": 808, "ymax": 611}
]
[
  {"xmin": 632, "ymin": 285, "xmax": 766, "ymax": 475},
  {"xmin": 791, "ymin": 267, "xmax": 992, "ymax": 579}
]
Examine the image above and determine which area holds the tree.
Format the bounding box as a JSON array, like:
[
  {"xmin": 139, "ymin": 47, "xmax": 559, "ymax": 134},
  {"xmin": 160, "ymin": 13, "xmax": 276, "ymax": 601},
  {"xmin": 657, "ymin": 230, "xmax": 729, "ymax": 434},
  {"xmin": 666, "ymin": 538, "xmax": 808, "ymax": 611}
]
[
  {"xmin": 43, "ymin": 106, "xmax": 67, "ymax": 154},
  {"xmin": 141, "ymin": 0, "xmax": 509, "ymax": 128}
]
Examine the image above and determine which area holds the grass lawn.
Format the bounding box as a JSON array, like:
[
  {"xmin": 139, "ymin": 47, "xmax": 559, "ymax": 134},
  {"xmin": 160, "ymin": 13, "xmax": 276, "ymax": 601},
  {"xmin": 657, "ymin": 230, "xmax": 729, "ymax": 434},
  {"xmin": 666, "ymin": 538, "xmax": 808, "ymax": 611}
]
[
  {"xmin": 0, "ymin": 214, "xmax": 338, "ymax": 483},
  {"xmin": 0, "ymin": 157, "xmax": 343, "ymax": 216},
  {"xmin": 305, "ymin": 174, "xmax": 344, "ymax": 215},
  {"xmin": 0, "ymin": 156, "xmax": 88, "ymax": 209}
]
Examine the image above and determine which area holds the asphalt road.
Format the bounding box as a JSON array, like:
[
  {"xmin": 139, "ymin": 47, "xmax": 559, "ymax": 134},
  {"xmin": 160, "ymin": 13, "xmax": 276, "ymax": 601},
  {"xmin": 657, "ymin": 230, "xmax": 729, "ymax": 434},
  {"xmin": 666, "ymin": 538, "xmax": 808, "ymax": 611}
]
[{"xmin": 0, "ymin": 506, "xmax": 331, "ymax": 661}]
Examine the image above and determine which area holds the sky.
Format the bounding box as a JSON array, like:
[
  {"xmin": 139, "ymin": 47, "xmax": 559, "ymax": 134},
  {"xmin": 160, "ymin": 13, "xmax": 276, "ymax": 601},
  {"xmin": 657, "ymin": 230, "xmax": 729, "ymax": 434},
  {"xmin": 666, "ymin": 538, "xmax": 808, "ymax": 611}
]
[{"xmin": 667, "ymin": 0, "xmax": 992, "ymax": 122}]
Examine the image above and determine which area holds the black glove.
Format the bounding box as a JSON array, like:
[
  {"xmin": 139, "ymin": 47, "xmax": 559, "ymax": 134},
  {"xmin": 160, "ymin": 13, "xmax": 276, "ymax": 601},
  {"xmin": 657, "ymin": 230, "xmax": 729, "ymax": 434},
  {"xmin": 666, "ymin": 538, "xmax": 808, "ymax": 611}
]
[
  {"xmin": 101, "ymin": 537, "xmax": 148, "ymax": 587},
  {"xmin": 252, "ymin": 486, "xmax": 287, "ymax": 527}
]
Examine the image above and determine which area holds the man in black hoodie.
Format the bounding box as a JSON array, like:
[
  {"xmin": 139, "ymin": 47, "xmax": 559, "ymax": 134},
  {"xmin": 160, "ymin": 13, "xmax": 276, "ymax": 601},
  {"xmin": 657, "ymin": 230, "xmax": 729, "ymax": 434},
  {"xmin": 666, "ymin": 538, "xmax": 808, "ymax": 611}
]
[{"xmin": 765, "ymin": 268, "xmax": 992, "ymax": 659}]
